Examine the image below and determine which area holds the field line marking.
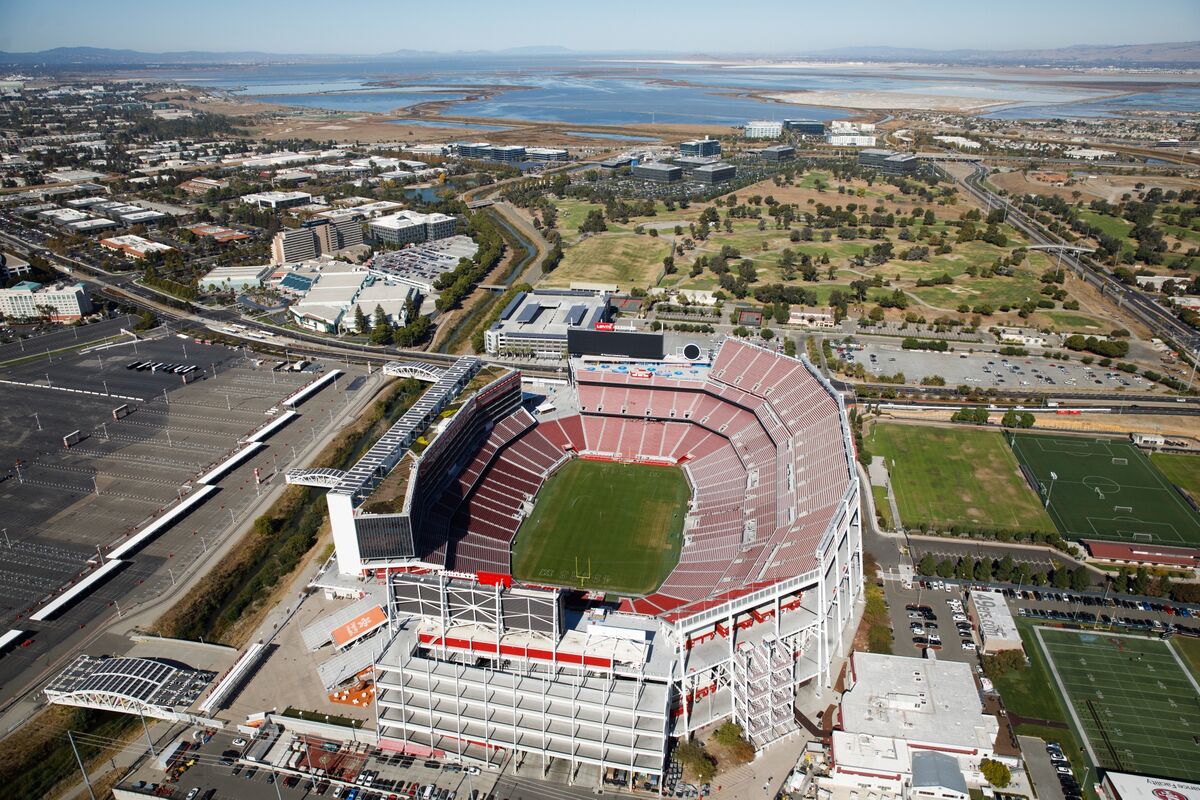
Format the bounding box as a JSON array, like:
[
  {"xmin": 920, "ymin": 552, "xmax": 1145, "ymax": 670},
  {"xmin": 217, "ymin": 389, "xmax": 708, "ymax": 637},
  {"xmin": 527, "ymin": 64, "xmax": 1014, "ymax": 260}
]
[
  {"xmin": 1165, "ymin": 639, "xmax": 1200, "ymax": 695},
  {"xmin": 1034, "ymin": 626, "xmax": 1101, "ymax": 768}
]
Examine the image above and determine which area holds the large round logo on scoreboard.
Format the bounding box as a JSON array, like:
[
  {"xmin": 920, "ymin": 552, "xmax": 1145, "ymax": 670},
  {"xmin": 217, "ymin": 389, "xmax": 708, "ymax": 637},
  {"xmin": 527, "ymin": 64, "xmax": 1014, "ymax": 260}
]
[{"xmin": 1153, "ymin": 788, "xmax": 1188, "ymax": 800}]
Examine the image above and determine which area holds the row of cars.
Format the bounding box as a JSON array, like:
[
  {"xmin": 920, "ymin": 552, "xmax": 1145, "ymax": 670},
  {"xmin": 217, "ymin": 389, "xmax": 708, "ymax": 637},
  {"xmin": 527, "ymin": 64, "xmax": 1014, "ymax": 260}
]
[
  {"xmin": 905, "ymin": 597, "xmax": 977, "ymax": 651},
  {"xmin": 1046, "ymin": 741, "xmax": 1082, "ymax": 800}
]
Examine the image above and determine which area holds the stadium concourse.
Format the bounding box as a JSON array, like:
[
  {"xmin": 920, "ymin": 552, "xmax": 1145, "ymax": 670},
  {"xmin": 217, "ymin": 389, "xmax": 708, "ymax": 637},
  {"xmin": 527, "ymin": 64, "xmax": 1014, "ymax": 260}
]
[{"xmin": 295, "ymin": 339, "xmax": 863, "ymax": 788}]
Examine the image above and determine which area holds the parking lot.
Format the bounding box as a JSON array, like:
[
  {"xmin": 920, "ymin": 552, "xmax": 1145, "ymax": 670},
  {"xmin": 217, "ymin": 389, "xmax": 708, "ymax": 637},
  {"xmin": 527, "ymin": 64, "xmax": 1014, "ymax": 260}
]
[
  {"xmin": 131, "ymin": 727, "xmax": 502, "ymax": 800},
  {"xmin": 837, "ymin": 340, "xmax": 1162, "ymax": 393},
  {"xmin": 0, "ymin": 330, "xmax": 374, "ymax": 702},
  {"xmin": 882, "ymin": 581, "xmax": 981, "ymax": 663}
]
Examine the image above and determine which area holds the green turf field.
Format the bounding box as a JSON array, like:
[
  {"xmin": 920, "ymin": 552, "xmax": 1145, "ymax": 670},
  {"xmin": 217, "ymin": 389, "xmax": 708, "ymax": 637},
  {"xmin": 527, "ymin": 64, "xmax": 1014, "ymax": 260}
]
[
  {"xmin": 867, "ymin": 423, "xmax": 1056, "ymax": 533},
  {"xmin": 1009, "ymin": 433, "xmax": 1200, "ymax": 546},
  {"xmin": 1151, "ymin": 452, "xmax": 1200, "ymax": 503},
  {"xmin": 1035, "ymin": 626, "xmax": 1200, "ymax": 781},
  {"xmin": 510, "ymin": 458, "xmax": 689, "ymax": 595}
]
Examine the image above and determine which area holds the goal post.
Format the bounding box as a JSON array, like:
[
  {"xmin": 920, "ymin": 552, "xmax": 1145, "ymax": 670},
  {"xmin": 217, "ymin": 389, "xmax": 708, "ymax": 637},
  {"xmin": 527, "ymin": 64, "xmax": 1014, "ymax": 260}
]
[
  {"xmin": 1131, "ymin": 532, "xmax": 1153, "ymax": 542},
  {"xmin": 1113, "ymin": 505, "xmax": 1132, "ymax": 513},
  {"xmin": 1111, "ymin": 457, "xmax": 1127, "ymax": 465}
]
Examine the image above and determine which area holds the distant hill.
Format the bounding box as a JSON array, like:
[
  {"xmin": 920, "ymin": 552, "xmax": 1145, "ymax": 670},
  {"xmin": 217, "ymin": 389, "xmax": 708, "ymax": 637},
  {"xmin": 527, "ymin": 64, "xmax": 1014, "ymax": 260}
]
[
  {"xmin": 811, "ymin": 41, "xmax": 1200, "ymax": 66},
  {"xmin": 0, "ymin": 45, "xmax": 577, "ymax": 68}
]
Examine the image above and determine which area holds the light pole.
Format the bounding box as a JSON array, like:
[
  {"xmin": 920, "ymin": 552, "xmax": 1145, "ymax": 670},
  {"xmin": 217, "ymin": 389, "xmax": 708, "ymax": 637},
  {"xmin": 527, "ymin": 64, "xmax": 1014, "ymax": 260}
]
[{"xmin": 1044, "ymin": 471, "xmax": 1058, "ymax": 510}]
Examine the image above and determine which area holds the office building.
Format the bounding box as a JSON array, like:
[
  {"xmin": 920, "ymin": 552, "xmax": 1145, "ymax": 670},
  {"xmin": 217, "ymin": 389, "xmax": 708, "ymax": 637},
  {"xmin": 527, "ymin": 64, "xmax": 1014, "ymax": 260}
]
[
  {"xmin": 0, "ymin": 252, "xmax": 31, "ymax": 280},
  {"xmin": 691, "ymin": 162, "xmax": 736, "ymax": 184},
  {"xmin": 524, "ymin": 147, "xmax": 568, "ymax": 162},
  {"xmin": 759, "ymin": 144, "xmax": 795, "ymax": 162},
  {"xmin": 827, "ymin": 133, "xmax": 878, "ymax": 147},
  {"xmin": 100, "ymin": 235, "xmax": 174, "ymax": 259},
  {"xmin": 784, "ymin": 119, "xmax": 826, "ymax": 136},
  {"xmin": 271, "ymin": 214, "xmax": 365, "ymax": 265},
  {"xmin": 0, "ymin": 280, "xmax": 93, "ymax": 320},
  {"xmin": 278, "ymin": 259, "xmax": 416, "ymax": 334},
  {"xmin": 199, "ymin": 264, "xmax": 272, "ymax": 292},
  {"xmin": 744, "ymin": 120, "xmax": 784, "ymax": 139},
  {"xmin": 631, "ymin": 162, "xmax": 682, "ymax": 183},
  {"xmin": 489, "ymin": 145, "xmax": 526, "ymax": 163},
  {"xmin": 239, "ymin": 191, "xmax": 313, "ymax": 209},
  {"xmin": 858, "ymin": 148, "xmax": 920, "ymax": 175},
  {"xmin": 484, "ymin": 288, "xmax": 611, "ymax": 359},
  {"xmin": 455, "ymin": 142, "xmax": 494, "ymax": 160},
  {"xmin": 368, "ymin": 211, "xmax": 457, "ymax": 246},
  {"xmin": 680, "ymin": 137, "xmax": 721, "ymax": 157},
  {"xmin": 599, "ymin": 156, "xmax": 634, "ymax": 171}
]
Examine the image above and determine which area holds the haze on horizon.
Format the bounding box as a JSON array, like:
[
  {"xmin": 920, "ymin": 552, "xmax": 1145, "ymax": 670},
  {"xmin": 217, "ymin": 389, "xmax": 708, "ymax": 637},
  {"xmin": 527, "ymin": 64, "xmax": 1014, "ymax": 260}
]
[{"xmin": 0, "ymin": 0, "xmax": 1196, "ymax": 57}]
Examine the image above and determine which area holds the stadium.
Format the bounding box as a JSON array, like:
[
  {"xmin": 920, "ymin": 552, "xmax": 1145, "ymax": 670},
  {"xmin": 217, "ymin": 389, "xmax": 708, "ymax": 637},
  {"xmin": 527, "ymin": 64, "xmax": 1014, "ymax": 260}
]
[{"xmin": 292, "ymin": 338, "xmax": 863, "ymax": 788}]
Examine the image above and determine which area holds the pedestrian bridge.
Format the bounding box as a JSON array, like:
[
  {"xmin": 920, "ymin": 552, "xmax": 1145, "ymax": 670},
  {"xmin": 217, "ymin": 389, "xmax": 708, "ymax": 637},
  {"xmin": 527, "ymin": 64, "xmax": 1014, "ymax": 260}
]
[{"xmin": 383, "ymin": 361, "xmax": 445, "ymax": 382}]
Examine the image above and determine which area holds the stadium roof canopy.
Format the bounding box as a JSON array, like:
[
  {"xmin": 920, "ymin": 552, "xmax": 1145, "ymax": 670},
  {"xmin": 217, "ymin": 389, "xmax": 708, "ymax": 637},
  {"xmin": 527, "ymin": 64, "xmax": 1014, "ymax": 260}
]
[{"xmin": 45, "ymin": 655, "xmax": 217, "ymax": 723}]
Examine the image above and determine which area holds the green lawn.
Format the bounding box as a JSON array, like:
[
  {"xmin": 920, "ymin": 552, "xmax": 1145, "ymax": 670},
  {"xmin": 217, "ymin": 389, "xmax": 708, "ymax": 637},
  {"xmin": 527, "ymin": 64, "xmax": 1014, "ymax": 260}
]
[
  {"xmin": 871, "ymin": 485, "xmax": 895, "ymax": 529},
  {"xmin": 1039, "ymin": 311, "xmax": 1112, "ymax": 332},
  {"xmin": 1150, "ymin": 452, "xmax": 1200, "ymax": 502},
  {"xmin": 546, "ymin": 233, "xmax": 672, "ymax": 289},
  {"xmin": 511, "ymin": 459, "xmax": 689, "ymax": 595},
  {"xmin": 1174, "ymin": 634, "xmax": 1200, "ymax": 676},
  {"xmin": 1010, "ymin": 433, "xmax": 1200, "ymax": 546},
  {"xmin": 1077, "ymin": 210, "xmax": 1135, "ymax": 243},
  {"xmin": 1035, "ymin": 626, "xmax": 1200, "ymax": 781},
  {"xmin": 867, "ymin": 422, "xmax": 1056, "ymax": 533}
]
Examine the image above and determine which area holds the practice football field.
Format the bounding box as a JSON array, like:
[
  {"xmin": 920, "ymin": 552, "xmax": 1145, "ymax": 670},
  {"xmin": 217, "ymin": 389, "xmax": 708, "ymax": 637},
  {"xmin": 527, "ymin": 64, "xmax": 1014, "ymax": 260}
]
[
  {"xmin": 1035, "ymin": 626, "xmax": 1200, "ymax": 781},
  {"xmin": 511, "ymin": 458, "xmax": 689, "ymax": 595},
  {"xmin": 1008, "ymin": 432, "xmax": 1200, "ymax": 546}
]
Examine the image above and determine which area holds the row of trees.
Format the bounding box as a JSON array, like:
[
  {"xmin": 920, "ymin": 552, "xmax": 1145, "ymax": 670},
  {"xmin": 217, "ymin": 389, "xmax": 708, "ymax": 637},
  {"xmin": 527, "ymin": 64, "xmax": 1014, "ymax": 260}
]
[{"xmin": 916, "ymin": 553, "xmax": 1092, "ymax": 591}]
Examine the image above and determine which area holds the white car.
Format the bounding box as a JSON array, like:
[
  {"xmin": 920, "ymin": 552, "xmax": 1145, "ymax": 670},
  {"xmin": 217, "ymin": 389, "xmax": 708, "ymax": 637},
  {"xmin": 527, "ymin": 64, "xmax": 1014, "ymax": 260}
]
[
  {"xmin": 232, "ymin": 738, "xmax": 247, "ymax": 747},
  {"xmin": 961, "ymin": 642, "xmax": 977, "ymax": 651},
  {"xmin": 952, "ymin": 613, "xmax": 968, "ymax": 622},
  {"xmin": 466, "ymin": 767, "xmax": 481, "ymax": 775}
]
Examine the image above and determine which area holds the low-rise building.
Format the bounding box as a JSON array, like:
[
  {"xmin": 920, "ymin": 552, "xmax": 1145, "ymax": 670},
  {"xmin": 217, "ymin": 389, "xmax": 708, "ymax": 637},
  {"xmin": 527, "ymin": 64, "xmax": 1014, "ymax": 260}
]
[
  {"xmin": 1100, "ymin": 772, "xmax": 1200, "ymax": 800},
  {"xmin": 996, "ymin": 327, "xmax": 1046, "ymax": 348},
  {"xmin": 744, "ymin": 120, "xmax": 784, "ymax": 139},
  {"xmin": 599, "ymin": 156, "xmax": 634, "ymax": 171},
  {"xmin": 1065, "ymin": 148, "xmax": 1116, "ymax": 160},
  {"xmin": 368, "ymin": 211, "xmax": 456, "ymax": 245},
  {"xmin": 788, "ymin": 307, "xmax": 837, "ymax": 328},
  {"xmin": 758, "ymin": 144, "xmax": 795, "ymax": 162},
  {"xmin": 239, "ymin": 191, "xmax": 312, "ymax": 209},
  {"xmin": 524, "ymin": 147, "xmax": 568, "ymax": 162},
  {"xmin": 820, "ymin": 653, "xmax": 1010, "ymax": 800},
  {"xmin": 277, "ymin": 259, "xmax": 416, "ymax": 334},
  {"xmin": 691, "ymin": 162, "xmax": 736, "ymax": 184},
  {"xmin": 784, "ymin": 119, "xmax": 826, "ymax": 136},
  {"xmin": 858, "ymin": 148, "xmax": 920, "ymax": 175},
  {"xmin": 967, "ymin": 590, "xmax": 1022, "ymax": 654},
  {"xmin": 199, "ymin": 264, "xmax": 272, "ymax": 292},
  {"xmin": 484, "ymin": 288, "xmax": 611, "ymax": 359},
  {"xmin": 631, "ymin": 162, "xmax": 682, "ymax": 183},
  {"xmin": 0, "ymin": 280, "xmax": 93, "ymax": 320},
  {"xmin": 177, "ymin": 177, "xmax": 228, "ymax": 194},
  {"xmin": 100, "ymin": 235, "xmax": 174, "ymax": 259}
]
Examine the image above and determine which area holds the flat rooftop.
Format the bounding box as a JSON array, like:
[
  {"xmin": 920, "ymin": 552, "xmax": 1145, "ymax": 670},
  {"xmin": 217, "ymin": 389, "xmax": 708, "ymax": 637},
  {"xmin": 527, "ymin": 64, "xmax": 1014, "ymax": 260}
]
[{"xmin": 842, "ymin": 653, "xmax": 997, "ymax": 750}]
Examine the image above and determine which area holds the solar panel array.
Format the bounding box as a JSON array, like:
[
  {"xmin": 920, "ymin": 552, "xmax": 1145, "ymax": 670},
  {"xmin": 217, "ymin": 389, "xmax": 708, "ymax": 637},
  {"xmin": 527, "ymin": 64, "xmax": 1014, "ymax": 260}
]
[
  {"xmin": 46, "ymin": 655, "xmax": 215, "ymax": 710},
  {"xmin": 333, "ymin": 356, "xmax": 481, "ymax": 501}
]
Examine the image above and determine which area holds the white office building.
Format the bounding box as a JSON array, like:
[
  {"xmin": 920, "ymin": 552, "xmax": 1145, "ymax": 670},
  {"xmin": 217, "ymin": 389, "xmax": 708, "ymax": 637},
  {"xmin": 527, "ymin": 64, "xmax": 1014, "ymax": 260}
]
[
  {"xmin": 0, "ymin": 280, "xmax": 93, "ymax": 320},
  {"xmin": 744, "ymin": 120, "xmax": 784, "ymax": 139},
  {"xmin": 368, "ymin": 211, "xmax": 456, "ymax": 246}
]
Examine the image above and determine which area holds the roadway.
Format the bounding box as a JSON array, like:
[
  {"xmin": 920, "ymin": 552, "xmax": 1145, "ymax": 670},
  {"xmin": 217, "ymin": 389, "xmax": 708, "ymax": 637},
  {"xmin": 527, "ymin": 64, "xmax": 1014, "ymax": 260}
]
[{"xmin": 949, "ymin": 162, "xmax": 1200, "ymax": 355}]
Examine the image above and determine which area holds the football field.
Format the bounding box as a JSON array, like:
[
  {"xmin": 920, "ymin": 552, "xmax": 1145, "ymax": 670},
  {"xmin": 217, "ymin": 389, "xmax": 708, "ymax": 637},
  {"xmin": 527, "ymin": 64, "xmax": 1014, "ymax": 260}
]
[
  {"xmin": 511, "ymin": 458, "xmax": 689, "ymax": 595},
  {"xmin": 1008, "ymin": 433, "xmax": 1200, "ymax": 546},
  {"xmin": 1035, "ymin": 627, "xmax": 1200, "ymax": 781}
]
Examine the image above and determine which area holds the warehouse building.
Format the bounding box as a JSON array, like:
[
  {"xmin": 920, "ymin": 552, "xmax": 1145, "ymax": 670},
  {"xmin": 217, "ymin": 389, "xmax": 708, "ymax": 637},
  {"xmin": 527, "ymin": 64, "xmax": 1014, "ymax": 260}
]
[
  {"xmin": 631, "ymin": 162, "xmax": 682, "ymax": 183},
  {"xmin": 0, "ymin": 280, "xmax": 93, "ymax": 320},
  {"xmin": 100, "ymin": 235, "xmax": 174, "ymax": 259},
  {"xmin": 525, "ymin": 146, "xmax": 569, "ymax": 162},
  {"xmin": 484, "ymin": 288, "xmax": 611, "ymax": 359}
]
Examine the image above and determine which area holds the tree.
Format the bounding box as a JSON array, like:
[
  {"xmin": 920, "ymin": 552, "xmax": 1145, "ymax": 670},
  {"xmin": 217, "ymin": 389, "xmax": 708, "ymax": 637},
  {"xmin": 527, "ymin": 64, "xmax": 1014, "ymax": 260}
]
[
  {"xmin": 995, "ymin": 555, "xmax": 1015, "ymax": 584},
  {"xmin": 974, "ymin": 558, "xmax": 993, "ymax": 582},
  {"xmin": 369, "ymin": 304, "xmax": 393, "ymax": 346},
  {"xmin": 353, "ymin": 304, "xmax": 368, "ymax": 334},
  {"xmin": 1051, "ymin": 568, "xmax": 1071, "ymax": 589},
  {"xmin": 980, "ymin": 759, "xmax": 1011, "ymax": 789},
  {"xmin": 918, "ymin": 553, "xmax": 938, "ymax": 576},
  {"xmin": 674, "ymin": 740, "xmax": 716, "ymax": 783},
  {"xmin": 1070, "ymin": 567, "xmax": 1090, "ymax": 592},
  {"xmin": 936, "ymin": 559, "xmax": 955, "ymax": 579}
]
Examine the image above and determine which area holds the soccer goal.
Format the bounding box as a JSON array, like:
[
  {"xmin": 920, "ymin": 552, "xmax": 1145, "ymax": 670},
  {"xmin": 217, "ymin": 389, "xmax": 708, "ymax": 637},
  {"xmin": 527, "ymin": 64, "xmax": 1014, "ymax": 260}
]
[
  {"xmin": 1112, "ymin": 457, "xmax": 1128, "ymax": 465},
  {"xmin": 1132, "ymin": 532, "xmax": 1154, "ymax": 542},
  {"xmin": 1113, "ymin": 505, "xmax": 1133, "ymax": 513}
]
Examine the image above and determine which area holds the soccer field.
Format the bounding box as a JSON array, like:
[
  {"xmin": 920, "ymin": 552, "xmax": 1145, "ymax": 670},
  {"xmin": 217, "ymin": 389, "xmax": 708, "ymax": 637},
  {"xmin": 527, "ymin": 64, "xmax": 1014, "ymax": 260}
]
[
  {"xmin": 510, "ymin": 458, "xmax": 689, "ymax": 595},
  {"xmin": 1035, "ymin": 627, "xmax": 1200, "ymax": 781},
  {"xmin": 867, "ymin": 423, "xmax": 1056, "ymax": 533},
  {"xmin": 1009, "ymin": 433, "xmax": 1200, "ymax": 546}
]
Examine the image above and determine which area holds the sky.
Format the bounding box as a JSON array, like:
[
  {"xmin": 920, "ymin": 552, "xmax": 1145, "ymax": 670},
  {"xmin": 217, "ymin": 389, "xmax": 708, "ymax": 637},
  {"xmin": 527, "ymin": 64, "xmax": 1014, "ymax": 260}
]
[{"xmin": 0, "ymin": 0, "xmax": 1196, "ymax": 55}]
